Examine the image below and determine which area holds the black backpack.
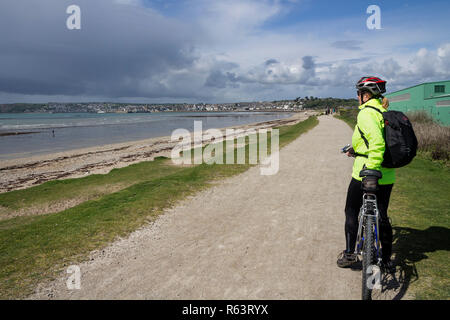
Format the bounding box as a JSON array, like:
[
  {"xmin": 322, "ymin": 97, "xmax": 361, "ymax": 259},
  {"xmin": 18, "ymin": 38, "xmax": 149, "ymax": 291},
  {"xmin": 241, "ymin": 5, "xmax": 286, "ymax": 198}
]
[{"xmin": 358, "ymin": 106, "xmax": 418, "ymax": 168}]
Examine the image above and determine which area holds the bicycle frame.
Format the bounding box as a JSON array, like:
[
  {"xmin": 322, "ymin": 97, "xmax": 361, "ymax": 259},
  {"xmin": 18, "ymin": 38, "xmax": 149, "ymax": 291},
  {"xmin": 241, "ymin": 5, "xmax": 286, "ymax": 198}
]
[{"xmin": 354, "ymin": 192, "xmax": 382, "ymax": 265}]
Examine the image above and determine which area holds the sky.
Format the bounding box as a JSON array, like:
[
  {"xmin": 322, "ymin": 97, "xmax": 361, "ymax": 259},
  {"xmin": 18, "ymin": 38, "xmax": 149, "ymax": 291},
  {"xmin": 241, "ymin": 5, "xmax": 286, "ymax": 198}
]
[{"xmin": 0, "ymin": 0, "xmax": 449, "ymax": 103}]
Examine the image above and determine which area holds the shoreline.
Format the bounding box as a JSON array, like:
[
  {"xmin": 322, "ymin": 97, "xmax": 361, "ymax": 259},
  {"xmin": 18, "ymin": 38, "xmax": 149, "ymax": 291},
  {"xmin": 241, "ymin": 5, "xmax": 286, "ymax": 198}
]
[
  {"xmin": 0, "ymin": 131, "xmax": 40, "ymax": 137},
  {"xmin": 0, "ymin": 111, "xmax": 313, "ymax": 193}
]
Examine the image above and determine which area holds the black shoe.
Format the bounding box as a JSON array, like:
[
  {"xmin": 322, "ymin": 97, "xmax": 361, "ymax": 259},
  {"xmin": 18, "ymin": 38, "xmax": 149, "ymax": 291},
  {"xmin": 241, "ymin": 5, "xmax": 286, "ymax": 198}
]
[
  {"xmin": 381, "ymin": 259, "xmax": 396, "ymax": 273},
  {"xmin": 337, "ymin": 250, "xmax": 358, "ymax": 268}
]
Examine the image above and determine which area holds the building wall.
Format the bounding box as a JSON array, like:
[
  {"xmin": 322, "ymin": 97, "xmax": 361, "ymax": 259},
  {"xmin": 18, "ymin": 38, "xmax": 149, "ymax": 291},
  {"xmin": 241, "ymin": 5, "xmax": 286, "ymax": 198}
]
[{"xmin": 385, "ymin": 81, "xmax": 450, "ymax": 126}]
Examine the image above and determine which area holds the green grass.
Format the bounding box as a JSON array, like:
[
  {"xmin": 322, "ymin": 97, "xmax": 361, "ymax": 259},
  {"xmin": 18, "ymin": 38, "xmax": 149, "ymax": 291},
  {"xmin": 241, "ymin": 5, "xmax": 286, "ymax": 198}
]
[
  {"xmin": 0, "ymin": 159, "xmax": 185, "ymax": 216},
  {"xmin": 334, "ymin": 108, "xmax": 358, "ymax": 128},
  {"xmin": 336, "ymin": 111, "xmax": 450, "ymax": 300},
  {"xmin": 0, "ymin": 116, "xmax": 318, "ymax": 299},
  {"xmin": 389, "ymin": 158, "xmax": 450, "ymax": 300}
]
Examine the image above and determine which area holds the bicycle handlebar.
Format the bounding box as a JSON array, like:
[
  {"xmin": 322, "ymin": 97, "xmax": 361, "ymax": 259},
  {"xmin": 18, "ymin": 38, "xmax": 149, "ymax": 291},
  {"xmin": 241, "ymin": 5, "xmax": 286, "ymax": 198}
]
[{"xmin": 341, "ymin": 144, "xmax": 352, "ymax": 154}]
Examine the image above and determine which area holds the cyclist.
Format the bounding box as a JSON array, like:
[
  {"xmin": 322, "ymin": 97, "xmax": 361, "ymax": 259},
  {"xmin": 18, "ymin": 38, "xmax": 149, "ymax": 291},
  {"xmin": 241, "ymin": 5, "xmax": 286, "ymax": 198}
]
[{"xmin": 337, "ymin": 76, "xmax": 395, "ymax": 271}]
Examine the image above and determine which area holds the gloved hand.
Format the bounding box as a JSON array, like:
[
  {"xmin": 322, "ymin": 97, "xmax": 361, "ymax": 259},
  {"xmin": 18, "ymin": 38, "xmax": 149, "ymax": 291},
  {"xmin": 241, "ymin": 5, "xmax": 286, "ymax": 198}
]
[
  {"xmin": 347, "ymin": 147, "xmax": 355, "ymax": 157},
  {"xmin": 359, "ymin": 169, "xmax": 382, "ymax": 192},
  {"xmin": 342, "ymin": 144, "xmax": 355, "ymax": 157}
]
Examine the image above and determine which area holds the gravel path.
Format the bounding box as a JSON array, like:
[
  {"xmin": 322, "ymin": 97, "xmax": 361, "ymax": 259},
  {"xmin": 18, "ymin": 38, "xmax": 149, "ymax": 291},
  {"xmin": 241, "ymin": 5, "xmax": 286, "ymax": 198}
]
[{"xmin": 31, "ymin": 116, "xmax": 404, "ymax": 300}]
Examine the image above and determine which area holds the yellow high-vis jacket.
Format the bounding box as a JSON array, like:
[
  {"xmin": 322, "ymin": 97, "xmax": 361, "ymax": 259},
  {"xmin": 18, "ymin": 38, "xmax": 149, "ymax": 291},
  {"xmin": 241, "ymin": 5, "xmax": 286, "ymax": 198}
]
[{"xmin": 351, "ymin": 98, "xmax": 395, "ymax": 185}]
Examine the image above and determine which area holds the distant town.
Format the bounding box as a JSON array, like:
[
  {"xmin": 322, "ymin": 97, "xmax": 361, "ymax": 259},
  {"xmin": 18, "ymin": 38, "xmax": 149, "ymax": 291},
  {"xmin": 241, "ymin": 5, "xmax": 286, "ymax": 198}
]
[{"xmin": 0, "ymin": 97, "xmax": 358, "ymax": 113}]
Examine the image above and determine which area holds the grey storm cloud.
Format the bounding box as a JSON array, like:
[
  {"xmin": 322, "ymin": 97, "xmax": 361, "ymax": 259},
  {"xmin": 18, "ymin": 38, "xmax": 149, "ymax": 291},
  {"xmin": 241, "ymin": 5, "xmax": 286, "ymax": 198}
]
[
  {"xmin": 331, "ymin": 40, "xmax": 363, "ymax": 51},
  {"xmin": 204, "ymin": 70, "xmax": 239, "ymax": 89},
  {"xmin": 302, "ymin": 56, "xmax": 315, "ymax": 70},
  {"xmin": 264, "ymin": 59, "xmax": 279, "ymax": 66},
  {"xmin": 204, "ymin": 61, "xmax": 240, "ymax": 88},
  {"xmin": 0, "ymin": 0, "xmax": 199, "ymax": 99},
  {"xmin": 212, "ymin": 55, "xmax": 319, "ymax": 87}
]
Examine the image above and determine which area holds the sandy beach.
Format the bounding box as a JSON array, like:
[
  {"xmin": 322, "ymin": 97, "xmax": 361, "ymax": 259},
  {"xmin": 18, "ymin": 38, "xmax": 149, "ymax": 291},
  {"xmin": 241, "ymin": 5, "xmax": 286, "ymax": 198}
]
[{"xmin": 0, "ymin": 112, "xmax": 312, "ymax": 193}]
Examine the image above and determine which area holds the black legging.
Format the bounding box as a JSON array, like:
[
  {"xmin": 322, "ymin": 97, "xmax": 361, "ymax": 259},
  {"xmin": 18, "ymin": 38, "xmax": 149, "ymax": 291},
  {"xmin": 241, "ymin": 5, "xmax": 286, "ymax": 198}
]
[{"xmin": 345, "ymin": 178, "xmax": 394, "ymax": 261}]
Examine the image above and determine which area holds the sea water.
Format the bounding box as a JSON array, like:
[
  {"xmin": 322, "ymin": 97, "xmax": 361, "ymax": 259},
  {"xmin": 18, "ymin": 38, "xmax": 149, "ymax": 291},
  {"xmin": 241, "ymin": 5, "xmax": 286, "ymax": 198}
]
[{"xmin": 0, "ymin": 112, "xmax": 293, "ymax": 160}]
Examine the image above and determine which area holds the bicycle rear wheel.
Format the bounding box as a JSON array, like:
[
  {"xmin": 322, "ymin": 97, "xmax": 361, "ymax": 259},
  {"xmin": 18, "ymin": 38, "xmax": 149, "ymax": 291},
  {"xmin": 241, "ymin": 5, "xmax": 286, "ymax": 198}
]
[{"xmin": 362, "ymin": 216, "xmax": 374, "ymax": 300}]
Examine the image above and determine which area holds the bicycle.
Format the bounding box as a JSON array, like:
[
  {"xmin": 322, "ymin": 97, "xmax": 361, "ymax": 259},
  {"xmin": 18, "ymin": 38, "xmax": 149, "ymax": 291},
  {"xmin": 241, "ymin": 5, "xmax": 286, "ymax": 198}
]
[
  {"xmin": 355, "ymin": 190, "xmax": 382, "ymax": 300},
  {"xmin": 342, "ymin": 145, "xmax": 383, "ymax": 300}
]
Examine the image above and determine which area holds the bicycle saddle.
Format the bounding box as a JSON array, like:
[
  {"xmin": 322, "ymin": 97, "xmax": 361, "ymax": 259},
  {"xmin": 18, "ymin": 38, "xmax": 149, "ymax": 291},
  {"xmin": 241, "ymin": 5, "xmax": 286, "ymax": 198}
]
[{"xmin": 359, "ymin": 169, "xmax": 382, "ymax": 178}]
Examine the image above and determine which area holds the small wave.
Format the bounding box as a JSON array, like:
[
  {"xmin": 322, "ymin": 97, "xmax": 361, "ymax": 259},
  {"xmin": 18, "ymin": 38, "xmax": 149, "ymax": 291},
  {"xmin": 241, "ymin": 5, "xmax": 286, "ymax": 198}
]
[
  {"xmin": 0, "ymin": 117, "xmax": 166, "ymax": 130},
  {"xmin": 0, "ymin": 112, "xmax": 291, "ymax": 131}
]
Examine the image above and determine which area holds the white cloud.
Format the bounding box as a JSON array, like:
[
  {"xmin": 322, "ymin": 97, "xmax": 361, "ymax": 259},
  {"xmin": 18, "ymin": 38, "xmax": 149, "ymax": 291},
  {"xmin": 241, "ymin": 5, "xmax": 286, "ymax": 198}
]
[{"xmin": 198, "ymin": 0, "xmax": 282, "ymax": 34}]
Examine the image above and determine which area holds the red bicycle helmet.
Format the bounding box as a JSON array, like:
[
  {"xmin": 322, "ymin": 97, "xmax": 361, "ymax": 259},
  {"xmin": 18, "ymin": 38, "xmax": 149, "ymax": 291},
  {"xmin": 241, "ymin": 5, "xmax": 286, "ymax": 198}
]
[{"xmin": 355, "ymin": 76, "xmax": 387, "ymax": 97}]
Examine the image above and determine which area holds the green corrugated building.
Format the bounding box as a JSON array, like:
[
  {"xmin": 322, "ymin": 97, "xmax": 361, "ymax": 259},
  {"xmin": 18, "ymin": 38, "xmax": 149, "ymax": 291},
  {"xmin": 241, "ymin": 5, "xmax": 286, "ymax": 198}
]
[{"xmin": 385, "ymin": 80, "xmax": 450, "ymax": 125}]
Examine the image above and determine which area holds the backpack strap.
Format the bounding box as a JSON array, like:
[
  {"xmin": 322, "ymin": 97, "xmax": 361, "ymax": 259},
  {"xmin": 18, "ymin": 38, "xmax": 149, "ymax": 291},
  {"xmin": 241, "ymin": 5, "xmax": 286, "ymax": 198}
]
[
  {"xmin": 363, "ymin": 105, "xmax": 383, "ymax": 115},
  {"xmin": 357, "ymin": 105, "xmax": 384, "ymax": 149},
  {"xmin": 355, "ymin": 152, "xmax": 368, "ymax": 158},
  {"xmin": 357, "ymin": 126, "xmax": 369, "ymax": 149}
]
